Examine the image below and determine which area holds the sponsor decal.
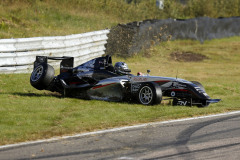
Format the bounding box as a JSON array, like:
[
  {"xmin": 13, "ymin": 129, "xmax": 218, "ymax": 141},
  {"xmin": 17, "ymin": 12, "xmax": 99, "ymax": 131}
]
[
  {"xmin": 177, "ymin": 100, "xmax": 188, "ymax": 106},
  {"xmin": 132, "ymin": 77, "xmax": 148, "ymax": 82},
  {"xmin": 171, "ymin": 91, "xmax": 176, "ymax": 97},
  {"xmin": 131, "ymin": 83, "xmax": 141, "ymax": 92}
]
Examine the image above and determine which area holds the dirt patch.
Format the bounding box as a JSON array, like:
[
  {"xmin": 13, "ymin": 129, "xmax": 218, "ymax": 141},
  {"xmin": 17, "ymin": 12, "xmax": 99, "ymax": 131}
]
[{"xmin": 170, "ymin": 51, "xmax": 208, "ymax": 62}]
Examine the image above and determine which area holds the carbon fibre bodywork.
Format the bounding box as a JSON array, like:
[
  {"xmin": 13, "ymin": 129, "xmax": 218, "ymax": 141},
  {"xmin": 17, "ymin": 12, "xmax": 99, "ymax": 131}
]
[{"xmin": 30, "ymin": 55, "xmax": 221, "ymax": 106}]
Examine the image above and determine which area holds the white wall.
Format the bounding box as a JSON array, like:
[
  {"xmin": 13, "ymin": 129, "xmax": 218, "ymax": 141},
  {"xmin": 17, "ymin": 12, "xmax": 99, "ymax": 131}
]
[{"xmin": 0, "ymin": 30, "xmax": 109, "ymax": 73}]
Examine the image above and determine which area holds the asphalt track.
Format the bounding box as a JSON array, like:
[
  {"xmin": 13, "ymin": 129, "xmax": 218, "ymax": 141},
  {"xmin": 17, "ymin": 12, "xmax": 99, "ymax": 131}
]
[{"xmin": 0, "ymin": 111, "xmax": 240, "ymax": 160}]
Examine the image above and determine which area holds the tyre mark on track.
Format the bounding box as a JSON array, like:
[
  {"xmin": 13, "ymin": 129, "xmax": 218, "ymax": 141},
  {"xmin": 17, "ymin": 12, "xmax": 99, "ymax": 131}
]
[{"xmin": 175, "ymin": 114, "xmax": 240, "ymax": 159}]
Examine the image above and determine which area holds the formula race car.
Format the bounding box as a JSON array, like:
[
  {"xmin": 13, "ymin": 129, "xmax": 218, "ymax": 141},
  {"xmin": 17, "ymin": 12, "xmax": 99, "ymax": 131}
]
[{"xmin": 30, "ymin": 55, "xmax": 221, "ymax": 107}]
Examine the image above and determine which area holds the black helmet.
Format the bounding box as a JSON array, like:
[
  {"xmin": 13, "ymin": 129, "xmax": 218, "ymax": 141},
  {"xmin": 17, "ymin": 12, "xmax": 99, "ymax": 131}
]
[{"xmin": 114, "ymin": 62, "xmax": 131, "ymax": 75}]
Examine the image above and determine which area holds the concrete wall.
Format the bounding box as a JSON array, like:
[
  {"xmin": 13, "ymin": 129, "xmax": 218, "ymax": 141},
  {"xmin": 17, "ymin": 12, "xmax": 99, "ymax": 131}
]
[{"xmin": 105, "ymin": 17, "xmax": 240, "ymax": 57}]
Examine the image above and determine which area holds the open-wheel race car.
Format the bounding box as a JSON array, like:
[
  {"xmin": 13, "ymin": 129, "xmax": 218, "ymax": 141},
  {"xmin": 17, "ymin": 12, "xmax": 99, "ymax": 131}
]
[{"xmin": 30, "ymin": 55, "xmax": 221, "ymax": 107}]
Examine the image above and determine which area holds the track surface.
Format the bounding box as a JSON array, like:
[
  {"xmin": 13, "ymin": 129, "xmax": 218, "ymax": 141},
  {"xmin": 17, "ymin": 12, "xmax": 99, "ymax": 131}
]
[{"xmin": 1, "ymin": 112, "xmax": 240, "ymax": 160}]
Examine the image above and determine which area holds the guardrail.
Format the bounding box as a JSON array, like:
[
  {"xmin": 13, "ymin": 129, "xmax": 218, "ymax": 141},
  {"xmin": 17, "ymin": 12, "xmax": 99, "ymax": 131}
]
[{"xmin": 0, "ymin": 29, "xmax": 109, "ymax": 73}]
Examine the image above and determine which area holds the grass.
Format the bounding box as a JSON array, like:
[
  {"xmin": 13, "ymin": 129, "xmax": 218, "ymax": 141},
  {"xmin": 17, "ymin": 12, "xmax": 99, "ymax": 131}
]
[
  {"xmin": 0, "ymin": 1, "xmax": 121, "ymax": 38},
  {"xmin": 0, "ymin": 37, "xmax": 240, "ymax": 145},
  {"xmin": 0, "ymin": 0, "xmax": 239, "ymax": 38}
]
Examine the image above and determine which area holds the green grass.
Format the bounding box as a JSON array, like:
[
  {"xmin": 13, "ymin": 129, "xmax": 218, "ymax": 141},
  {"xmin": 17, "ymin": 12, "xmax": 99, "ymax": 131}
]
[
  {"xmin": 0, "ymin": 0, "xmax": 121, "ymax": 38},
  {"xmin": 0, "ymin": 0, "xmax": 239, "ymax": 38},
  {"xmin": 1, "ymin": 37, "xmax": 240, "ymax": 145}
]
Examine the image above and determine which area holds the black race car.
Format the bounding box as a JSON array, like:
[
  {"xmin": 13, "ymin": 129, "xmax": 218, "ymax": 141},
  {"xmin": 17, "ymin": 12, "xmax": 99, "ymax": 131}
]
[{"xmin": 30, "ymin": 55, "xmax": 221, "ymax": 107}]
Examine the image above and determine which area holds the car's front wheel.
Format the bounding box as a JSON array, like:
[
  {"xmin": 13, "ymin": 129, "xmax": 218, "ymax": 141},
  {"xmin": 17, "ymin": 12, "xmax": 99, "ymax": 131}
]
[
  {"xmin": 138, "ymin": 83, "xmax": 162, "ymax": 105},
  {"xmin": 30, "ymin": 63, "xmax": 55, "ymax": 90}
]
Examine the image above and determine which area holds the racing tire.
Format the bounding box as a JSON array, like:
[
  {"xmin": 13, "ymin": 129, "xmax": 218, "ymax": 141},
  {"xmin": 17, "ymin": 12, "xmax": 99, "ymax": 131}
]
[
  {"xmin": 138, "ymin": 83, "xmax": 162, "ymax": 105},
  {"xmin": 30, "ymin": 63, "xmax": 55, "ymax": 90}
]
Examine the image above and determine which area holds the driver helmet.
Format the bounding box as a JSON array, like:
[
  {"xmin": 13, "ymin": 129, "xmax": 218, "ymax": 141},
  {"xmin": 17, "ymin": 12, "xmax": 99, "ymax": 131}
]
[{"xmin": 114, "ymin": 62, "xmax": 131, "ymax": 75}]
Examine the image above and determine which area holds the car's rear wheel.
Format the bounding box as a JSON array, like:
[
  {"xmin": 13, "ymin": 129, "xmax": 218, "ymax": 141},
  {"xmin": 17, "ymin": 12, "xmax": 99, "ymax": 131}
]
[
  {"xmin": 30, "ymin": 63, "xmax": 55, "ymax": 90},
  {"xmin": 138, "ymin": 83, "xmax": 162, "ymax": 105}
]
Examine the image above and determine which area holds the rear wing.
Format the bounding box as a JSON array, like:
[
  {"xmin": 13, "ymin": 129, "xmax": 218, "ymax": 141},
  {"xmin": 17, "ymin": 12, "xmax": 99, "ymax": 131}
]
[{"xmin": 34, "ymin": 56, "xmax": 74, "ymax": 72}]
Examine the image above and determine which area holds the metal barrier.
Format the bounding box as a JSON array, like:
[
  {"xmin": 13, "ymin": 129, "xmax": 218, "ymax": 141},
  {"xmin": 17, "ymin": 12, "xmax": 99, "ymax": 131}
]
[{"xmin": 0, "ymin": 30, "xmax": 109, "ymax": 73}]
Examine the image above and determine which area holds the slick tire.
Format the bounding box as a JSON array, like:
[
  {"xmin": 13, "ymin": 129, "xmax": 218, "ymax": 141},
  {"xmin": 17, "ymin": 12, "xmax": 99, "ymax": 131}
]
[
  {"xmin": 30, "ymin": 63, "xmax": 55, "ymax": 90},
  {"xmin": 138, "ymin": 82, "xmax": 162, "ymax": 105}
]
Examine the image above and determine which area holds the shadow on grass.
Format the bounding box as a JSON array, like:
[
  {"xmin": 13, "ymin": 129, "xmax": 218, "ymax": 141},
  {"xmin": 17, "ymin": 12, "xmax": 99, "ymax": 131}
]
[
  {"xmin": 11, "ymin": 92, "xmax": 63, "ymax": 98},
  {"xmin": 2, "ymin": 92, "xmax": 170, "ymax": 105},
  {"xmin": 10, "ymin": 92, "xmax": 134, "ymax": 105}
]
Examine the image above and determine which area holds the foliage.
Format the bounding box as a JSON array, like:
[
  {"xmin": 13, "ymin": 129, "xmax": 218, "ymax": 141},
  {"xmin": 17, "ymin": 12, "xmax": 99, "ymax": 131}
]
[{"xmin": 163, "ymin": 0, "xmax": 240, "ymax": 18}]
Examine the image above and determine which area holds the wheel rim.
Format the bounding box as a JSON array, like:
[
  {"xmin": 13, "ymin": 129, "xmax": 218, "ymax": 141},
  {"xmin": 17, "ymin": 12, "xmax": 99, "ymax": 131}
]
[
  {"xmin": 139, "ymin": 86, "xmax": 153, "ymax": 105},
  {"xmin": 31, "ymin": 65, "xmax": 43, "ymax": 82}
]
